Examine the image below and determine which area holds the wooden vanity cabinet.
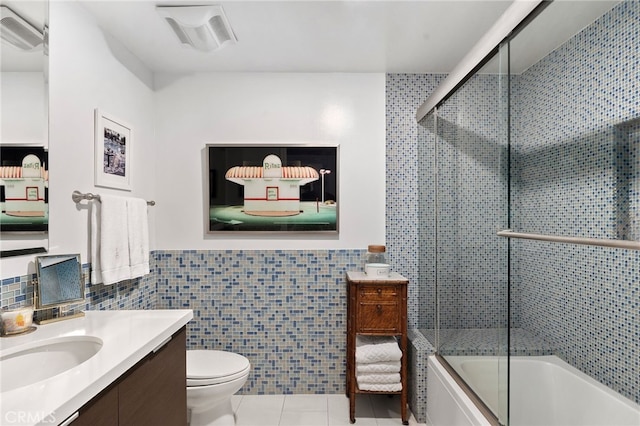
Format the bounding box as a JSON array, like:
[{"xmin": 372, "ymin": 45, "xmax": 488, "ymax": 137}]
[
  {"xmin": 72, "ymin": 385, "xmax": 118, "ymax": 426},
  {"xmin": 72, "ymin": 327, "xmax": 187, "ymax": 426}
]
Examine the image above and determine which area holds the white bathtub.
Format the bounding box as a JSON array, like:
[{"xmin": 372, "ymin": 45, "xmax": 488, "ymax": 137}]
[{"xmin": 427, "ymin": 355, "xmax": 640, "ymax": 426}]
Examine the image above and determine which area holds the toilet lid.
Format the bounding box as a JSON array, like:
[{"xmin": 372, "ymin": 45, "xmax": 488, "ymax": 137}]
[{"xmin": 187, "ymin": 350, "xmax": 250, "ymax": 380}]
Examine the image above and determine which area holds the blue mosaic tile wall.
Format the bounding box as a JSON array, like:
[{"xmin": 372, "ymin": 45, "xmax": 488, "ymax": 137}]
[
  {"xmin": 407, "ymin": 328, "xmax": 435, "ymax": 423},
  {"xmin": 511, "ymin": 0, "xmax": 640, "ymax": 404},
  {"xmin": 386, "ymin": 72, "xmax": 510, "ymax": 422},
  {"xmin": 1, "ymin": 261, "xmax": 156, "ymax": 315},
  {"xmin": 431, "ymin": 73, "xmax": 510, "ymax": 331},
  {"xmin": 389, "ymin": 0, "xmax": 640, "ymax": 414},
  {"xmin": 385, "ymin": 73, "xmax": 443, "ymax": 330},
  {"xmin": 155, "ymin": 249, "xmax": 363, "ymax": 394}
]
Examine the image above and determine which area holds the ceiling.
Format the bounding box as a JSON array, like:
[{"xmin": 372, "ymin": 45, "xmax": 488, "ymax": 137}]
[
  {"xmin": 2, "ymin": 1, "xmax": 619, "ymax": 74},
  {"xmin": 80, "ymin": 0, "xmax": 511, "ymax": 73},
  {"xmin": 79, "ymin": 0, "xmax": 619, "ymax": 75}
]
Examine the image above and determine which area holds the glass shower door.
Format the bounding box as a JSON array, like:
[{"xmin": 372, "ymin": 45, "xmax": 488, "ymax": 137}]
[{"xmin": 434, "ymin": 41, "xmax": 511, "ymax": 424}]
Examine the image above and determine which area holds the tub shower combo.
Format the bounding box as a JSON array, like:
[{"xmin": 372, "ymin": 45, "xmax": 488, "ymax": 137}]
[{"xmin": 409, "ymin": 1, "xmax": 640, "ymax": 425}]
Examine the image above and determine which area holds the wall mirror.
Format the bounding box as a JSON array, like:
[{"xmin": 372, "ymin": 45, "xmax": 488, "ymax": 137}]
[
  {"xmin": 0, "ymin": 0, "xmax": 49, "ymax": 258},
  {"xmin": 35, "ymin": 254, "xmax": 84, "ymax": 309}
]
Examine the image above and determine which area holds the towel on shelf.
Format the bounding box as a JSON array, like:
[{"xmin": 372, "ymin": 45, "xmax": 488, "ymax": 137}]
[
  {"xmin": 357, "ymin": 382, "xmax": 403, "ymax": 392},
  {"xmin": 355, "ymin": 335, "xmax": 403, "ymax": 363},
  {"xmin": 356, "ymin": 373, "xmax": 401, "ymax": 384},
  {"xmin": 356, "ymin": 361, "xmax": 401, "ymax": 374},
  {"xmin": 127, "ymin": 197, "xmax": 149, "ymax": 279},
  {"xmin": 91, "ymin": 194, "xmax": 130, "ymax": 285}
]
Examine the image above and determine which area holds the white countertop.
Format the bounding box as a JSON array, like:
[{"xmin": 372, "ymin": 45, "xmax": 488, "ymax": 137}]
[
  {"xmin": 0, "ymin": 309, "xmax": 193, "ymax": 426},
  {"xmin": 346, "ymin": 271, "xmax": 408, "ymax": 282}
]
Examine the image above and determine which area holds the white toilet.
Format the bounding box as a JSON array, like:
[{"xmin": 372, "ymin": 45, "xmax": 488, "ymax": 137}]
[{"xmin": 186, "ymin": 350, "xmax": 251, "ymax": 426}]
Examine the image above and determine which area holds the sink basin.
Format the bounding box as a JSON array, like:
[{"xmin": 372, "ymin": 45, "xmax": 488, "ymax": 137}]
[{"xmin": 1, "ymin": 336, "xmax": 103, "ymax": 392}]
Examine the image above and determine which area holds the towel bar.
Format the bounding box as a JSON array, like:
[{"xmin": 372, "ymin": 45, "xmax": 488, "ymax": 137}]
[
  {"xmin": 497, "ymin": 230, "xmax": 640, "ymax": 250},
  {"xmin": 72, "ymin": 190, "xmax": 155, "ymax": 206}
]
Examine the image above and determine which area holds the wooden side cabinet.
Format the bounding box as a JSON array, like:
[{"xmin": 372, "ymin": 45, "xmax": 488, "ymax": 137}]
[{"xmin": 346, "ymin": 271, "xmax": 409, "ymax": 425}]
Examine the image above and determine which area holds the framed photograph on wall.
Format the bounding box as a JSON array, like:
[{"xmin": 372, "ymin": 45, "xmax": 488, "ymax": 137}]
[
  {"xmin": 0, "ymin": 145, "xmax": 48, "ymax": 233},
  {"xmin": 207, "ymin": 144, "xmax": 339, "ymax": 233},
  {"xmin": 94, "ymin": 109, "xmax": 132, "ymax": 191}
]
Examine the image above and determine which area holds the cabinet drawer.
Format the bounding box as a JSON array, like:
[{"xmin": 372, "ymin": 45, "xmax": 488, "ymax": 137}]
[
  {"xmin": 356, "ymin": 302, "xmax": 400, "ymax": 333},
  {"xmin": 358, "ymin": 285, "xmax": 399, "ymax": 301}
]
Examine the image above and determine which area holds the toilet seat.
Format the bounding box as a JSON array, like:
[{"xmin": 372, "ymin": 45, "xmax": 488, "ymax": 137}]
[{"xmin": 187, "ymin": 350, "xmax": 251, "ymax": 387}]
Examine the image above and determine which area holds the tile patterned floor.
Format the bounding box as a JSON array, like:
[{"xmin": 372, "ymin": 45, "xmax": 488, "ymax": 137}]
[{"xmin": 231, "ymin": 394, "xmax": 425, "ymax": 426}]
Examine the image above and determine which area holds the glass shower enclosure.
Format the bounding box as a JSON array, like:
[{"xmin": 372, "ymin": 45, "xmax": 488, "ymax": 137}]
[
  {"xmin": 420, "ymin": 43, "xmax": 511, "ymax": 424},
  {"xmin": 418, "ymin": 1, "xmax": 640, "ymax": 425}
]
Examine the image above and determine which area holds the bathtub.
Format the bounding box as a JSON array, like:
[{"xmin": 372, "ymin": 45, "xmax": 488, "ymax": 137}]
[{"xmin": 427, "ymin": 355, "xmax": 640, "ymax": 426}]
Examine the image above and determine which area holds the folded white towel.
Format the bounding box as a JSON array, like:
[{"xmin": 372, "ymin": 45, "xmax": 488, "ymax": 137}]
[
  {"xmin": 356, "ymin": 373, "xmax": 401, "ymax": 384},
  {"xmin": 357, "ymin": 382, "xmax": 402, "ymax": 392},
  {"xmin": 127, "ymin": 197, "xmax": 149, "ymax": 279},
  {"xmin": 92, "ymin": 194, "xmax": 130, "ymax": 285},
  {"xmin": 356, "ymin": 361, "xmax": 401, "ymax": 374},
  {"xmin": 356, "ymin": 336, "xmax": 402, "ymax": 363}
]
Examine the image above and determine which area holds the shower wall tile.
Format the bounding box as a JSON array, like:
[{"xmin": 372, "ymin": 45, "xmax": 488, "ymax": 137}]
[
  {"xmin": 385, "ymin": 73, "xmax": 443, "ymax": 330},
  {"xmin": 155, "ymin": 249, "xmax": 362, "ymax": 395},
  {"xmin": 512, "ymin": 0, "xmax": 640, "ymax": 404},
  {"xmin": 387, "ymin": 72, "xmax": 510, "ymax": 423},
  {"xmin": 429, "ymin": 73, "xmax": 510, "ymax": 330},
  {"xmin": 407, "ymin": 328, "xmax": 435, "ymax": 423}
]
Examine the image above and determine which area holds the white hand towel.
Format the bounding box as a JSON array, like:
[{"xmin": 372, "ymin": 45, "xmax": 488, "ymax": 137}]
[
  {"xmin": 356, "ymin": 361, "xmax": 401, "ymax": 374},
  {"xmin": 92, "ymin": 194, "xmax": 131, "ymax": 285},
  {"xmin": 356, "ymin": 373, "xmax": 401, "ymax": 384},
  {"xmin": 90, "ymin": 201, "xmax": 102, "ymax": 284},
  {"xmin": 355, "ymin": 336, "xmax": 403, "ymax": 363},
  {"xmin": 357, "ymin": 382, "xmax": 402, "ymax": 392},
  {"xmin": 127, "ymin": 198, "xmax": 149, "ymax": 279}
]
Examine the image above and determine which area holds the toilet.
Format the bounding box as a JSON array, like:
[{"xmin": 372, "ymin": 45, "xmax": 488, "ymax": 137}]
[{"xmin": 186, "ymin": 350, "xmax": 251, "ymax": 426}]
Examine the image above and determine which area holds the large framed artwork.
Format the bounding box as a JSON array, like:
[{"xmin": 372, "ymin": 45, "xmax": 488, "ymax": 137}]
[
  {"xmin": 94, "ymin": 109, "xmax": 132, "ymax": 191},
  {"xmin": 0, "ymin": 145, "xmax": 48, "ymax": 233},
  {"xmin": 207, "ymin": 144, "xmax": 338, "ymax": 233}
]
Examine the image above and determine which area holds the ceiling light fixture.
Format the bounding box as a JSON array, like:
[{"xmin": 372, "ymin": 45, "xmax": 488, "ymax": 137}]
[
  {"xmin": 157, "ymin": 5, "xmax": 237, "ymax": 52},
  {"xmin": 0, "ymin": 5, "xmax": 43, "ymax": 51}
]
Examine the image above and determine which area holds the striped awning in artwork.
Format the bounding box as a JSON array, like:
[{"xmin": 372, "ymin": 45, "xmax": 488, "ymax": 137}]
[{"xmin": 225, "ymin": 166, "xmax": 319, "ymax": 180}]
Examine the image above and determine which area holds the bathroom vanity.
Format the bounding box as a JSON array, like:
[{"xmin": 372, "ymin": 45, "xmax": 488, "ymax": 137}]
[{"xmin": 0, "ymin": 309, "xmax": 192, "ymax": 426}]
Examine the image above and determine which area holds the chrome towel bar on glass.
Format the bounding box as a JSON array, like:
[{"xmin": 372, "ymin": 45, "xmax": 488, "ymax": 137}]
[
  {"xmin": 72, "ymin": 190, "xmax": 155, "ymax": 206},
  {"xmin": 497, "ymin": 230, "xmax": 640, "ymax": 250}
]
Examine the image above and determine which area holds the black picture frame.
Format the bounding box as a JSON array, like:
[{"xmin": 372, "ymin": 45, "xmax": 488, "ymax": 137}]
[
  {"xmin": 207, "ymin": 144, "xmax": 338, "ymax": 233},
  {"xmin": 0, "ymin": 145, "xmax": 48, "ymax": 233}
]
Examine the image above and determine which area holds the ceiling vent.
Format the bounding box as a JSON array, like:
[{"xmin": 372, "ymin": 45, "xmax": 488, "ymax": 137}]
[
  {"xmin": 157, "ymin": 5, "xmax": 237, "ymax": 52},
  {"xmin": 0, "ymin": 5, "xmax": 43, "ymax": 51}
]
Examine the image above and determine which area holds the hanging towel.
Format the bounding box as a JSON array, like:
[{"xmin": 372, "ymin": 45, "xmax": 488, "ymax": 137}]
[
  {"xmin": 91, "ymin": 194, "xmax": 130, "ymax": 285},
  {"xmin": 355, "ymin": 335, "xmax": 403, "ymax": 363},
  {"xmin": 356, "ymin": 361, "xmax": 401, "ymax": 374},
  {"xmin": 127, "ymin": 197, "xmax": 149, "ymax": 279},
  {"xmin": 90, "ymin": 201, "xmax": 102, "ymax": 284},
  {"xmin": 357, "ymin": 382, "xmax": 402, "ymax": 392},
  {"xmin": 356, "ymin": 373, "xmax": 401, "ymax": 384}
]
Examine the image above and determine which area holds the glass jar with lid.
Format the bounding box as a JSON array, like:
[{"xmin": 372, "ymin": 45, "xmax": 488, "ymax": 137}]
[{"xmin": 364, "ymin": 245, "xmax": 390, "ymax": 277}]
